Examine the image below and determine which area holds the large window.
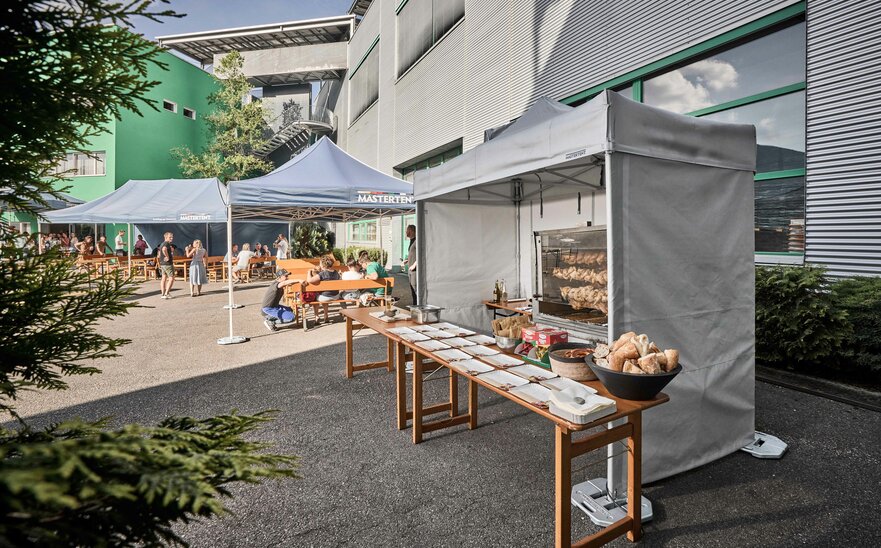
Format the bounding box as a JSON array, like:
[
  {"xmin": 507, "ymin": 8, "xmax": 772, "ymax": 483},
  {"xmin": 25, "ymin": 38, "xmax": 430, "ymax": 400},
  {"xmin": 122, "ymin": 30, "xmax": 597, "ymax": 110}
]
[
  {"xmin": 399, "ymin": 145, "xmax": 462, "ymax": 182},
  {"xmin": 349, "ymin": 38, "xmax": 380, "ymax": 124},
  {"xmin": 54, "ymin": 151, "xmax": 106, "ymax": 176},
  {"xmin": 569, "ymin": 13, "xmax": 806, "ymax": 260},
  {"xmin": 349, "ymin": 220, "xmax": 377, "ymax": 242},
  {"xmin": 396, "ymin": 0, "xmax": 464, "ymax": 77}
]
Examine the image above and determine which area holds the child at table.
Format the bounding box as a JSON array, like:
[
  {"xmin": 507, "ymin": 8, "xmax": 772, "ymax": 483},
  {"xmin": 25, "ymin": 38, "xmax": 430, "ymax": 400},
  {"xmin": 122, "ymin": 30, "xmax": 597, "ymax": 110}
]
[{"xmin": 340, "ymin": 257, "xmax": 364, "ymax": 304}]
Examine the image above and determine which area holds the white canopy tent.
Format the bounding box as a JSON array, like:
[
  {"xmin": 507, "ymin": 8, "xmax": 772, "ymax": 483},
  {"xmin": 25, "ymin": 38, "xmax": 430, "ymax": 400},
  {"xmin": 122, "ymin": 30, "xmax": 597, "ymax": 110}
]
[
  {"xmin": 414, "ymin": 91, "xmax": 757, "ymax": 491},
  {"xmin": 221, "ymin": 136, "xmax": 415, "ymax": 344}
]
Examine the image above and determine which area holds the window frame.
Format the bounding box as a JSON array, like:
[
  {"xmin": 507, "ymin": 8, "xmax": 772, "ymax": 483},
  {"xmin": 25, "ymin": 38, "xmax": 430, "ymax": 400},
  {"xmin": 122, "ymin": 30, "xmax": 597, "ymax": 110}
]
[
  {"xmin": 348, "ymin": 36, "xmax": 381, "ymax": 127},
  {"xmin": 182, "ymin": 107, "xmax": 196, "ymax": 120},
  {"xmin": 395, "ymin": 0, "xmax": 465, "ymax": 79},
  {"xmin": 162, "ymin": 99, "xmax": 177, "ymax": 113}
]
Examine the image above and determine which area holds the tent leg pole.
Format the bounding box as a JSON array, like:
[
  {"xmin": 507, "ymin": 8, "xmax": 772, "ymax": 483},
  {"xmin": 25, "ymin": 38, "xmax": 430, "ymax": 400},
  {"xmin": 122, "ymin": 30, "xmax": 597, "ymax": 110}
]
[
  {"xmin": 218, "ymin": 203, "xmax": 246, "ymax": 345},
  {"xmin": 127, "ymin": 223, "xmax": 132, "ymax": 275}
]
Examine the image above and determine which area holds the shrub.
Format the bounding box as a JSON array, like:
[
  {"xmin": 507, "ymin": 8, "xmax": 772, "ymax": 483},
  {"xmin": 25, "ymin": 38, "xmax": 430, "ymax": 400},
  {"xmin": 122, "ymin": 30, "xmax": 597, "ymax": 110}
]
[
  {"xmin": 755, "ymin": 265, "xmax": 851, "ymax": 367},
  {"xmin": 833, "ymin": 276, "xmax": 881, "ymax": 378},
  {"xmin": 291, "ymin": 223, "xmax": 335, "ymax": 258},
  {"xmin": 332, "ymin": 246, "xmax": 388, "ymax": 266}
]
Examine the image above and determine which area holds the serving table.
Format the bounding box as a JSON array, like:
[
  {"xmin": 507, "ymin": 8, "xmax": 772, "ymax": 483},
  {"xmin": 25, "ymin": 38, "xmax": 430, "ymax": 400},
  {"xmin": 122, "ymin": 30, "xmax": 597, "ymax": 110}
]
[{"xmin": 340, "ymin": 308, "xmax": 668, "ymax": 547}]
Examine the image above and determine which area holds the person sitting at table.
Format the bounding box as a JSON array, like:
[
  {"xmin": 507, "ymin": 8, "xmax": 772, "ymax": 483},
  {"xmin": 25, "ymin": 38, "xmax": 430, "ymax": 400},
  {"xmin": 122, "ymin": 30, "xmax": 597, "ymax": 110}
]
[
  {"xmin": 305, "ymin": 255, "xmax": 341, "ymax": 323},
  {"xmin": 232, "ymin": 243, "xmax": 256, "ymax": 283},
  {"xmin": 133, "ymin": 234, "xmax": 148, "ymax": 256},
  {"xmin": 261, "ymin": 269, "xmax": 300, "ymax": 332},
  {"xmin": 358, "ymin": 252, "xmax": 389, "ymax": 305},
  {"xmin": 223, "ymin": 243, "xmax": 239, "ymax": 263},
  {"xmin": 340, "ymin": 257, "xmax": 364, "ymax": 306}
]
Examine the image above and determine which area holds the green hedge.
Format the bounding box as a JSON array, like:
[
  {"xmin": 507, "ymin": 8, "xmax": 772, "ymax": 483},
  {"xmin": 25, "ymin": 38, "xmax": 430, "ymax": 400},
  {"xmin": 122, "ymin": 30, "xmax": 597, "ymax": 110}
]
[
  {"xmin": 291, "ymin": 223, "xmax": 335, "ymax": 258},
  {"xmin": 834, "ymin": 276, "xmax": 881, "ymax": 377},
  {"xmin": 332, "ymin": 246, "xmax": 388, "ymax": 266},
  {"xmin": 755, "ymin": 265, "xmax": 851, "ymax": 367}
]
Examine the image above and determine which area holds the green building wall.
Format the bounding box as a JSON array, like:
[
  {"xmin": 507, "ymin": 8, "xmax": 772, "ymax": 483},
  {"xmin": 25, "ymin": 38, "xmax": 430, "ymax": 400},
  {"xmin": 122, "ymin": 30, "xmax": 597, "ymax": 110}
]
[{"xmin": 6, "ymin": 50, "xmax": 217, "ymax": 240}]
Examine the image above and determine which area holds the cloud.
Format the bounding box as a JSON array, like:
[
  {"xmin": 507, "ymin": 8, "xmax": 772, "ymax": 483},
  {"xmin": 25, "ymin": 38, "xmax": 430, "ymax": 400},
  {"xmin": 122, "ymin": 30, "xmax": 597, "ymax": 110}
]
[
  {"xmin": 683, "ymin": 59, "xmax": 738, "ymax": 92},
  {"xmin": 645, "ymin": 59, "xmax": 739, "ymax": 113}
]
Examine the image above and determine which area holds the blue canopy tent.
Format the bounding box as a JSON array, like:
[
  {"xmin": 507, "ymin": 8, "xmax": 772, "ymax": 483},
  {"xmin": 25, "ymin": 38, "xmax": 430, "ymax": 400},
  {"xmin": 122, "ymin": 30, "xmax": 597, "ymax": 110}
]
[
  {"xmin": 221, "ymin": 136, "xmax": 415, "ymax": 344},
  {"xmin": 43, "ymin": 178, "xmax": 285, "ymax": 256}
]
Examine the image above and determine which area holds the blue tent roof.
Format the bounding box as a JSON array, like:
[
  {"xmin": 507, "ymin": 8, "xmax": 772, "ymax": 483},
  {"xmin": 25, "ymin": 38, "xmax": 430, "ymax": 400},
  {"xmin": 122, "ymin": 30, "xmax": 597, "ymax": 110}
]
[
  {"xmin": 44, "ymin": 178, "xmax": 228, "ymax": 224},
  {"xmin": 229, "ymin": 137, "xmax": 413, "ymax": 220}
]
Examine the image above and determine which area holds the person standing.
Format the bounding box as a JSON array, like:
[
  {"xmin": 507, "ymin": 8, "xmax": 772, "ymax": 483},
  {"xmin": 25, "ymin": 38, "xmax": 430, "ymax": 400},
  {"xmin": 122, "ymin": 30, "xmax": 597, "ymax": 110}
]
[
  {"xmin": 77, "ymin": 235, "xmax": 94, "ymax": 255},
  {"xmin": 114, "ymin": 229, "xmax": 126, "ymax": 256},
  {"xmin": 95, "ymin": 235, "xmax": 111, "ymax": 255},
  {"xmin": 187, "ymin": 239, "xmax": 208, "ymax": 297},
  {"xmin": 158, "ymin": 231, "xmax": 175, "ymax": 299},
  {"xmin": 403, "ymin": 224, "xmax": 418, "ymax": 306},
  {"xmin": 274, "ymin": 233, "xmax": 289, "ymax": 260}
]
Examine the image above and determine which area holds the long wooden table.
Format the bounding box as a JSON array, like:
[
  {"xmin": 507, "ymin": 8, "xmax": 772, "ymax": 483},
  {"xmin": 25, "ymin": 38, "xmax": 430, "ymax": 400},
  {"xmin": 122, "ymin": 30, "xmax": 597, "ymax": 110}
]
[
  {"xmin": 340, "ymin": 307, "xmax": 668, "ymax": 547},
  {"xmin": 483, "ymin": 298, "xmax": 532, "ymax": 319}
]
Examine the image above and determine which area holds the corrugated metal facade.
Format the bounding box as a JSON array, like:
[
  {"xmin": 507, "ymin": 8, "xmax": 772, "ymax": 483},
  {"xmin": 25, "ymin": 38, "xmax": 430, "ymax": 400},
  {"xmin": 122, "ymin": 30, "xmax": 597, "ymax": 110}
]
[{"xmin": 805, "ymin": 0, "xmax": 881, "ymax": 276}]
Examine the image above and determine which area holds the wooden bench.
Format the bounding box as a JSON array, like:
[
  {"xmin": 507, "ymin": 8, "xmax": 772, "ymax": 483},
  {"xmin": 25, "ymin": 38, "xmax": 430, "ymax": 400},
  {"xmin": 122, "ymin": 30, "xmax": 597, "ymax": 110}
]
[{"xmin": 284, "ymin": 277, "xmax": 395, "ymax": 330}]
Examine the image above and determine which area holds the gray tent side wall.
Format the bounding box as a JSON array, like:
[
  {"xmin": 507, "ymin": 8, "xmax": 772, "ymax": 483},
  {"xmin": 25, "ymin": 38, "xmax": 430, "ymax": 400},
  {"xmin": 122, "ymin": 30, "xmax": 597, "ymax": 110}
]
[
  {"xmin": 421, "ymin": 200, "xmax": 519, "ymax": 330},
  {"xmin": 136, "ymin": 222, "xmax": 288, "ymax": 257},
  {"xmin": 608, "ymin": 152, "xmax": 756, "ymax": 482}
]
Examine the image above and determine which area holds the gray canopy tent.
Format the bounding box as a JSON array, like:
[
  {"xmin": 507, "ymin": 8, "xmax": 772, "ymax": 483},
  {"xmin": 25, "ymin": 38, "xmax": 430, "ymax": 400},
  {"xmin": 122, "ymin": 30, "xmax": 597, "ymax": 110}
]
[
  {"xmin": 220, "ymin": 136, "xmax": 415, "ymax": 344},
  {"xmin": 414, "ymin": 90, "xmax": 757, "ymax": 518}
]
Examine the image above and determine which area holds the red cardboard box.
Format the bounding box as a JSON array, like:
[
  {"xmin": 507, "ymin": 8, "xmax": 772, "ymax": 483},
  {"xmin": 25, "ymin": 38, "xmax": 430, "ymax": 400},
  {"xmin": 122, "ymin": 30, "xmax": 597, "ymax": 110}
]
[
  {"xmin": 537, "ymin": 329, "xmax": 568, "ymax": 346},
  {"xmin": 521, "ymin": 326, "xmax": 544, "ymax": 343}
]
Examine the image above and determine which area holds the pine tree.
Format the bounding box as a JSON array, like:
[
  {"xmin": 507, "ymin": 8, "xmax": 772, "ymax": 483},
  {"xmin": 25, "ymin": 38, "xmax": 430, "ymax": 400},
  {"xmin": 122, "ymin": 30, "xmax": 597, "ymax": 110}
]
[
  {"xmin": 0, "ymin": 2, "xmax": 297, "ymax": 545},
  {"xmin": 174, "ymin": 51, "xmax": 274, "ymax": 182}
]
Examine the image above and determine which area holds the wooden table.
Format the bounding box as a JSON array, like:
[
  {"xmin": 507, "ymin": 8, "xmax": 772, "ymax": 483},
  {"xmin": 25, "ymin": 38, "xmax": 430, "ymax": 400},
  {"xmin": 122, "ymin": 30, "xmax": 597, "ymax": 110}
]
[
  {"xmin": 483, "ymin": 298, "xmax": 532, "ymax": 319},
  {"xmin": 340, "ymin": 308, "xmax": 668, "ymax": 547}
]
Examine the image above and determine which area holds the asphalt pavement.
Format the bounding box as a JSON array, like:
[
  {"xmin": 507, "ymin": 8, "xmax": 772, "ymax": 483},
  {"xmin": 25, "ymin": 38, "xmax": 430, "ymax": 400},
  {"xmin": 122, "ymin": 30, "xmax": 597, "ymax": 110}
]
[{"xmin": 15, "ymin": 278, "xmax": 881, "ymax": 547}]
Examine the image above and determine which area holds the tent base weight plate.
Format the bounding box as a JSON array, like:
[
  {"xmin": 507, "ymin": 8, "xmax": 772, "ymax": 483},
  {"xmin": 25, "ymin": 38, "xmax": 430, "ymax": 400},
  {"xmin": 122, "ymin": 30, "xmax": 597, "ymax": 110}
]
[
  {"xmin": 572, "ymin": 478, "xmax": 653, "ymax": 527},
  {"xmin": 223, "ymin": 304, "xmax": 244, "ymax": 309},
  {"xmin": 217, "ymin": 336, "xmax": 248, "ymax": 345},
  {"xmin": 741, "ymin": 431, "xmax": 787, "ymax": 459}
]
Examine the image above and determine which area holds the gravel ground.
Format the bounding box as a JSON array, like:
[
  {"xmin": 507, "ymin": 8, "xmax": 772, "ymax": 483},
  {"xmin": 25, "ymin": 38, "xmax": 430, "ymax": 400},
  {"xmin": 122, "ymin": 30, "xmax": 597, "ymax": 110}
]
[{"xmin": 15, "ymin": 280, "xmax": 881, "ymax": 547}]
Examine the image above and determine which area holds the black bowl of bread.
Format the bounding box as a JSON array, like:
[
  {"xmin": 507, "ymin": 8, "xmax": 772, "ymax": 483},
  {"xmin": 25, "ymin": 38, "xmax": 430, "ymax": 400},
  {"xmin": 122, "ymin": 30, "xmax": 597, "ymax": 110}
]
[{"xmin": 587, "ymin": 331, "xmax": 681, "ymax": 400}]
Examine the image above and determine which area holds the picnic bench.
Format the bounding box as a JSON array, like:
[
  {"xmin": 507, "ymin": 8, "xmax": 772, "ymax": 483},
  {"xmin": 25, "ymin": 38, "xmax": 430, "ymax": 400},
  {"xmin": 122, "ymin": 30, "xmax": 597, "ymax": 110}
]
[{"xmin": 283, "ymin": 277, "xmax": 395, "ymax": 330}]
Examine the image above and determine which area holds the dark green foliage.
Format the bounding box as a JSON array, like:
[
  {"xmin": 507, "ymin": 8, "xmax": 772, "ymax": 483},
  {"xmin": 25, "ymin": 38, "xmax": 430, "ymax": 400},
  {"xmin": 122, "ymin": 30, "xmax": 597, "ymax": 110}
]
[
  {"xmin": 833, "ymin": 276, "xmax": 881, "ymax": 377},
  {"xmin": 755, "ymin": 266, "xmax": 851, "ymax": 366},
  {"xmin": 332, "ymin": 247, "xmax": 389, "ymax": 266},
  {"xmin": 0, "ymin": 413, "xmax": 298, "ymax": 547},
  {"xmin": 291, "ymin": 223, "xmax": 335, "ymax": 258},
  {"xmin": 1, "ymin": 2, "xmax": 298, "ymax": 544}
]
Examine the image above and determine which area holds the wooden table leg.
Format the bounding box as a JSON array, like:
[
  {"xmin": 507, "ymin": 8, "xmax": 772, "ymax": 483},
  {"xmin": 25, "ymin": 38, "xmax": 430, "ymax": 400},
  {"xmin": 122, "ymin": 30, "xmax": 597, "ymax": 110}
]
[
  {"xmin": 627, "ymin": 412, "xmax": 643, "ymax": 542},
  {"xmin": 555, "ymin": 426, "xmax": 572, "ymax": 548},
  {"xmin": 345, "ymin": 317, "xmax": 354, "ymax": 378},
  {"xmin": 449, "ymin": 370, "xmax": 459, "ymax": 418},
  {"xmin": 396, "ymin": 342, "xmax": 407, "ymax": 430},
  {"xmin": 412, "ymin": 350, "xmax": 423, "ymax": 444},
  {"xmin": 387, "ymin": 337, "xmax": 394, "ymax": 372},
  {"xmin": 468, "ymin": 379, "xmax": 478, "ymax": 430}
]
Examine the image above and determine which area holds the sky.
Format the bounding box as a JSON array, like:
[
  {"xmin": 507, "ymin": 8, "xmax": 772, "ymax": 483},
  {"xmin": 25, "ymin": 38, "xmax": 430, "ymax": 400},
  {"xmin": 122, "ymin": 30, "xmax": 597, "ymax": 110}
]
[{"xmin": 127, "ymin": 0, "xmax": 352, "ymax": 41}]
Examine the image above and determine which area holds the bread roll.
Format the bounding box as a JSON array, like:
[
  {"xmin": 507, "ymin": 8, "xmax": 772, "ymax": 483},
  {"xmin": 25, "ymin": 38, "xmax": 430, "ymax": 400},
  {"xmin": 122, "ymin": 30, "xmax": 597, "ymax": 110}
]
[
  {"xmin": 654, "ymin": 352, "xmax": 667, "ymax": 367},
  {"xmin": 594, "ymin": 343, "xmax": 610, "ymax": 358},
  {"xmin": 631, "ymin": 334, "xmax": 650, "ymax": 357},
  {"xmin": 612, "ymin": 331, "xmax": 636, "ymax": 351},
  {"xmin": 664, "ymin": 349, "xmax": 679, "ymax": 371},
  {"xmin": 623, "ymin": 361, "xmax": 645, "ymax": 374},
  {"xmin": 638, "ymin": 354, "xmax": 662, "ymax": 374},
  {"xmin": 609, "ymin": 352, "xmax": 626, "ymax": 372},
  {"xmin": 618, "ymin": 342, "xmax": 640, "ymax": 360},
  {"xmin": 648, "ymin": 342, "xmax": 661, "ymax": 354},
  {"xmin": 594, "ymin": 357, "xmax": 609, "ymax": 368}
]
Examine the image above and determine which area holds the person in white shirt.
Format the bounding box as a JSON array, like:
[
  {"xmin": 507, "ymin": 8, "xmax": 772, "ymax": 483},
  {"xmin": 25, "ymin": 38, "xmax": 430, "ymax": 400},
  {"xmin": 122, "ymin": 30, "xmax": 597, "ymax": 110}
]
[
  {"xmin": 233, "ymin": 243, "xmax": 256, "ymax": 282},
  {"xmin": 340, "ymin": 257, "xmax": 364, "ymax": 303},
  {"xmin": 114, "ymin": 229, "xmax": 126, "ymax": 256},
  {"xmin": 274, "ymin": 233, "xmax": 289, "ymax": 260}
]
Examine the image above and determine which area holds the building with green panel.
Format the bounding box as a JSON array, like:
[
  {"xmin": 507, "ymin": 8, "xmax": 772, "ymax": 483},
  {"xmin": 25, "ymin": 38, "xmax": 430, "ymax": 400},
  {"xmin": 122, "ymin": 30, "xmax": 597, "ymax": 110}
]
[{"xmin": 4, "ymin": 50, "xmax": 216, "ymax": 241}]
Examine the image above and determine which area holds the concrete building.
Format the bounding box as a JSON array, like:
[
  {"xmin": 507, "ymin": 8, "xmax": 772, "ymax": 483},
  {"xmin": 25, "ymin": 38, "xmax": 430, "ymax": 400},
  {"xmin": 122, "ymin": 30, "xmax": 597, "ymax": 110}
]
[
  {"xmin": 162, "ymin": 0, "xmax": 881, "ymax": 277},
  {"xmin": 4, "ymin": 50, "xmax": 217, "ymax": 239}
]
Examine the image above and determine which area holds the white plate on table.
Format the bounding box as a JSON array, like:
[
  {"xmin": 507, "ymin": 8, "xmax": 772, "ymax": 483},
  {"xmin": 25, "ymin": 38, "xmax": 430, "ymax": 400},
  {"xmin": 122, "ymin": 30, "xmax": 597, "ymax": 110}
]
[
  {"xmin": 414, "ymin": 339, "xmax": 451, "ymax": 352},
  {"xmin": 480, "ymin": 354, "xmax": 525, "ymax": 368},
  {"xmin": 464, "ymin": 334, "xmax": 495, "ymax": 345},
  {"xmin": 399, "ymin": 332, "xmax": 430, "ymax": 342},
  {"xmin": 462, "ymin": 345, "xmax": 500, "ymax": 357},
  {"xmin": 540, "ymin": 376, "xmax": 597, "ymax": 393},
  {"xmin": 509, "ymin": 383, "xmax": 554, "ymax": 409},
  {"xmin": 444, "ymin": 337, "xmax": 476, "ymax": 348},
  {"xmin": 448, "ymin": 359, "xmax": 495, "ymax": 375},
  {"xmin": 477, "ymin": 369, "xmax": 529, "ymax": 391},
  {"xmin": 427, "ymin": 330, "xmax": 455, "ymax": 339},
  {"xmin": 508, "ymin": 363, "xmax": 558, "ymax": 382},
  {"xmin": 445, "ymin": 327, "xmax": 477, "ymax": 337},
  {"xmin": 434, "ymin": 348, "xmax": 472, "ymax": 362},
  {"xmin": 387, "ymin": 326, "xmax": 417, "ymax": 335},
  {"xmin": 431, "ymin": 322, "xmax": 460, "ymax": 330},
  {"xmin": 411, "ymin": 325, "xmax": 441, "ymax": 333}
]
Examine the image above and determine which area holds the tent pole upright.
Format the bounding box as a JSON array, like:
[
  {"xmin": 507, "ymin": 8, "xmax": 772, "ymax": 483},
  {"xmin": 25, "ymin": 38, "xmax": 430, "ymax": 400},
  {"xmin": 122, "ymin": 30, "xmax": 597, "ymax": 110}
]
[
  {"xmin": 218, "ymin": 203, "xmax": 246, "ymax": 345},
  {"xmin": 127, "ymin": 223, "xmax": 132, "ymax": 276}
]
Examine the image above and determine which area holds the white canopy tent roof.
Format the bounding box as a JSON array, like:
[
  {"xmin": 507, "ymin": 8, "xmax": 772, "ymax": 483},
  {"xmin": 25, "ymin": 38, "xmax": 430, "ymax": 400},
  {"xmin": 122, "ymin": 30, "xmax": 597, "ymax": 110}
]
[{"xmin": 414, "ymin": 90, "xmax": 757, "ymax": 486}]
